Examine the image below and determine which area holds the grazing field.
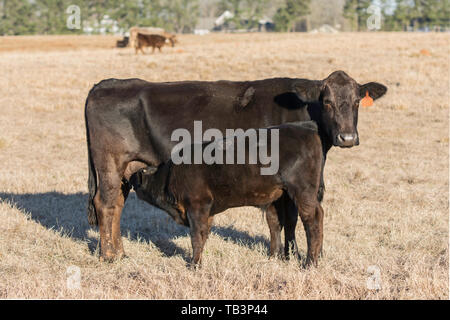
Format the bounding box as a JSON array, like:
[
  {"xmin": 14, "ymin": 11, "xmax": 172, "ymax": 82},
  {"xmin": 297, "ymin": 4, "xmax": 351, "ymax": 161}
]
[{"xmin": 0, "ymin": 32, "xmax": 448, "ymax": 299}]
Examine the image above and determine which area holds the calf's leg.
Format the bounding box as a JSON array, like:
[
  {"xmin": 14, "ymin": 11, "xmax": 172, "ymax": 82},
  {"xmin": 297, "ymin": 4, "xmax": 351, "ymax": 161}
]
[
  {"xmin": 283, "ymin": 198, "xmax": 300, "ymax": 260},
  {"xmin": 265, "ymin": 204, "xmax": 282, "ymax": 258},
  {"xmin": 297, "ymin": 199, "xmax": 323, "ymax": 267},
  {"xmin": 280, "ymin": 156, "xmax": 327, "ymax": 260},
  {"xmin": 274, "ymin": 193, "xmax": 300, "ymax": 260}
]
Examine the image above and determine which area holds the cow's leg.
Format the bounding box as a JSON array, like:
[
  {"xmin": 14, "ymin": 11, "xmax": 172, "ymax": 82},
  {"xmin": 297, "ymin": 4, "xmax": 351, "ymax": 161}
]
[
  {"xmin": 315, "ymin": 203, "xmax": 324, "ymax": 257},
  {"xmin": 297, "ymin": 198, "xmax": 323, "ymax": 267},
  {"xmin": 111, "ymin": 179, "xmax": 131, "ymax": 258},
  {"xmin": 187, "ymin": 203, "xmax": 212, "ymax": 266},
  {"xmin": 265, "ymin": 204, "xmax": 282, "ymax": 258},
  {"xmin": 93, "ymin": 161, "xmax": 127, "ymax": 262}
]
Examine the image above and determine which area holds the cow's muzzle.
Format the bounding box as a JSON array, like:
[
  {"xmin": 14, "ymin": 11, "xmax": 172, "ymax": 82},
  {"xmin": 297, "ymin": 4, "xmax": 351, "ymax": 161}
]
[{"xmin": 335, "ymin": 133, "xmax": 359, "ymax": 148}]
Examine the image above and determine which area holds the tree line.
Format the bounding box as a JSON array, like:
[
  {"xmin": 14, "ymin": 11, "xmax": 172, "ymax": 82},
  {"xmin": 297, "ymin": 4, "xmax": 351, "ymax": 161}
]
[
  {"xmin": 0, "ymin": 0, "xmax": 448, "ymax": 35},
  {"xmin": 344, "ymin": 0, "xmax": 449, "ymax": 31},
  {"xmin": 0, "ymin": 0, "xmax": 202, "ymax": 35}
]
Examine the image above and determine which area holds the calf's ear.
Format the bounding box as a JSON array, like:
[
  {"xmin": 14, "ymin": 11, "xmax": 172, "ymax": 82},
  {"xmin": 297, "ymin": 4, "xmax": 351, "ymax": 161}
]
[{"xmin": 359, "ymin": 82, "xmax": 387, "ymax": 100}]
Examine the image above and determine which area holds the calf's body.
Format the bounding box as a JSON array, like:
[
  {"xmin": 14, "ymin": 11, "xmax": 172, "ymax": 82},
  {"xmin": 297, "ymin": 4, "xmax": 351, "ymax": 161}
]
[{"xmin": 132, "ymin": 121, "xmax": 324, "ymax": 266}]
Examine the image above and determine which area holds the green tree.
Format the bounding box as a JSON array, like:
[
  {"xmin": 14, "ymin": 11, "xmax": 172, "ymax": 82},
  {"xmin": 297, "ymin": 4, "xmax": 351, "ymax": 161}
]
[
  {"xmin": 381, "ymin": 0, "xmax": 450, "ymax": 31},
  {"xmin": 108, "ymin": 0, "xmax": 163, "ymax": 32},
  {"xmin": 0, "ymin": 0, "xmax": 38, "ymax": 35},
  {"xmin": 415, "ymin": 0, "xmax": 450, "ymax": 29},
  {"xmin": 163, "ymin": 0, "xmax": 200, "ymax": 33},
  {"xmin": 218, "ymin": 0, "xmax": 270, "ymax": 30},
  {"xmin": 343, "ymin": 0, "xmax": 372, "ymax": 31},
  {"xmin": 273, "ymin": 0, "xmax": 311, "ymax": 32}
]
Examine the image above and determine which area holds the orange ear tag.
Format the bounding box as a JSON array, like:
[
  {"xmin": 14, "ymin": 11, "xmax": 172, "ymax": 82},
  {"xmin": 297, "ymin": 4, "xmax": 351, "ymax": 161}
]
[{"xmin": 361, "ymin": 91, "xmax": 373, "ymax": 107}]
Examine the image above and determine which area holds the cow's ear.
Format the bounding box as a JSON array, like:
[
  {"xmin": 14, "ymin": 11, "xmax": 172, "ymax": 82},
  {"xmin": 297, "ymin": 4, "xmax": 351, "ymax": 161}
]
[
  {"xmin": 292, "ymin": 80, "xmax": 323, "ymax": 103},
  {"xmin": 274, "ymin": 92, "xmax": 305, "ymax": 109},
  {"xmin": 359, "ymin": 82, "xmax": 387, "ymax": 100},
  {"xmin": 275, "ymin": 80, "xmax": 323, "ymax": 109}
]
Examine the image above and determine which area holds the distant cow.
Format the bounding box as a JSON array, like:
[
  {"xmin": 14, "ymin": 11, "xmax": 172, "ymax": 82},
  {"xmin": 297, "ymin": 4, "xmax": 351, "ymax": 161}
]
[
  {"xmin": 131, "ymin": 121, "xmax": 324, "ymax": 266},
  {"xmin": 129, "ymin": 26, "xmax": 166, "ymax": 48},
  {"xmin": 116, "ymin": 36, "xmax": 129, "ymax": 48},
  {"xmin": 135, "ymin": 33, "xmax": 175, "ymax": 54}
]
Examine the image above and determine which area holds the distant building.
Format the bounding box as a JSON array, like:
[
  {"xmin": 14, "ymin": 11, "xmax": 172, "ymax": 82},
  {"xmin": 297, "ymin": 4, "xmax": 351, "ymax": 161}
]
[
  {"xmin": 83, "ymin": 15, "xmax": 124, "ymax": 35},
  {"xmin": 195, "ymin": 17, "xmax": 216, "ymax": 35},
  {"xmin": 195, "ymin": 10, "xmax": 275, "ymax": 33},
  {"xmin": 258, "ymin": 17, "xmax": 275, "ymax": 32}
]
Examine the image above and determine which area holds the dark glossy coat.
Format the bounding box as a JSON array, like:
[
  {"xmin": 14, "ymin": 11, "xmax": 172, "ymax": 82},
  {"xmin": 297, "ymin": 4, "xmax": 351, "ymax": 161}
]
[
  {"xmin": 132, "ymin": 121, "xmax": 324, "ymax": 266},
  {"xmin": 84, "ymin": 71, "xmax": 387, "ymax": 261}
]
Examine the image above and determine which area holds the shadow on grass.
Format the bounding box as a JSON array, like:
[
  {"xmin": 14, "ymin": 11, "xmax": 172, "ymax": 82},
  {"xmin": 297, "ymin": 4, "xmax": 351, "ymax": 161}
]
[{"xmin": 0, "ymin": 191, "xmax": 270, "ymax": 263}]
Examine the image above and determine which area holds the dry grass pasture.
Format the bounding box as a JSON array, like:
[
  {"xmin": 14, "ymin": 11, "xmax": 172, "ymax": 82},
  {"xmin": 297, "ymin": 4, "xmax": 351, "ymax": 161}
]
[{"xmin": 0, "ymin": 33, "xmax": 448, "ymax": 299}]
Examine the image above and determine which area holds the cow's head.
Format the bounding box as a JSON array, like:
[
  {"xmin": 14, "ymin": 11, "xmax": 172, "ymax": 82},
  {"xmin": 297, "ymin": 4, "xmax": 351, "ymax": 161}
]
[
  {"xmin": 166, "ymin": 34, "xmax": 177, "ymax": 47},
  {"xmin": 291, "ymin": 71, "xmax": 387, "ymax": 148}
]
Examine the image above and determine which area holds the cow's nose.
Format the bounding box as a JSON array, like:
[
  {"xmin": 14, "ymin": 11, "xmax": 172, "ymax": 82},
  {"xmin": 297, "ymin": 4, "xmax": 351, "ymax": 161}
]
[{"xmin": 336, "ymin": 133, "xmax": 357, "ymax": 147}]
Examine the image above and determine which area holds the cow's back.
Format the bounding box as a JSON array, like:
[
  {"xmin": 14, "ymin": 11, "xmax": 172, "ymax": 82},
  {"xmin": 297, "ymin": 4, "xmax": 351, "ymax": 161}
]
[
  {"xmin": 86, "ymin": 77, "xmax": 312, "ymax": 165},
  {"xmin": 137, "ymin": 34, "xmax": 166, "ymax": 48}
]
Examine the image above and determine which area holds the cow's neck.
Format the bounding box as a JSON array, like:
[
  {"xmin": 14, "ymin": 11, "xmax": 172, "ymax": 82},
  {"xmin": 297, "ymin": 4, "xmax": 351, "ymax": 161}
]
[{"xmin": 306, "ymin": 102, "xmax": 332, "ymax": 156}]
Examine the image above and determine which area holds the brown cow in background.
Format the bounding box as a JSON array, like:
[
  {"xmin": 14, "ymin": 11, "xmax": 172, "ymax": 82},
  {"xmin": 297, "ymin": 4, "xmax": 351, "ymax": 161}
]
[
  {"xmin": 134, "ymin": 33, "xmax": 176, "ymax": 54},
  {"xmin": 129, "ymin": 26, "xmax": 165, "ymax": 48},
  {"xmin": 129, "ymin": 26, "xmax": 177, "ymax": 49}
]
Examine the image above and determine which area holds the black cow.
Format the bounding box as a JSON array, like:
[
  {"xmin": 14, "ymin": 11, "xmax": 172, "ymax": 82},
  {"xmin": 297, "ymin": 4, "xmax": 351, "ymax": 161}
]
[
  {"xmin": 84, "ymin": 71, "xmax": 387, "ymax": 261},
  {"xmin": 131, "ymin": 121, "xmax": 324, "ymax": 266},
  {"xmin": 116, "ymin": 36, "xmax": 129, "ymax": 48}
]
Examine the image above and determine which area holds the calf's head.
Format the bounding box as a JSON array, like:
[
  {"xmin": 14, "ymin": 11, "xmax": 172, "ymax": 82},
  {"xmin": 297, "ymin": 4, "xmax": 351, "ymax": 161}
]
[
  {"xmin": 289, "ymin": 71, "xmax": 387, "ymax": 148},
  {"xmin": 130, "ymin": 166, "xmax": 159, "ymax": 203},
  {"xmin": 130, "ymin": 165, "xmax": 188, "ymax": 226}
]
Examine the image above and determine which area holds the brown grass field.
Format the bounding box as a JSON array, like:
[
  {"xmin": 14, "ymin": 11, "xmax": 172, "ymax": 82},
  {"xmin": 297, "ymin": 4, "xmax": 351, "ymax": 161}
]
[{"xmin": 0, "ymin": 32, "xmax": 448, "ymax": 299}]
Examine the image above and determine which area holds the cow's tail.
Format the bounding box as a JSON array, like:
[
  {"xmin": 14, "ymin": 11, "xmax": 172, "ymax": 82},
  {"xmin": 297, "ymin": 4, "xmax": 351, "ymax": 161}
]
[{"xmin": 85, "ymin": 97, "xmax": 98, "ymax": 226}]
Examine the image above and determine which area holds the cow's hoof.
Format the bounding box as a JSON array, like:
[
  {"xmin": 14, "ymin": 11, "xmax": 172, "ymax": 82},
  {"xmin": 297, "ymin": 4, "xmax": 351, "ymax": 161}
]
[
  {"xmin": 284, "ymin": 251, "xmax": 301, "ymax": 261},
  {"xmin": 302, "ymin": 258, "xmax": 318, "ymax": 269},
  {"xmin": 187, "ymin": 262, "xmax": 202, "ymax": 270},
  {"xmin": 116, "ymin": 252, "xmax": 128, "ymax": 260},
  {"xmin": 99, "ymin": 251, "xmax": 118, "ymax": 263},
  {"xmin": 268, "ymin": 252, "xmax": 283, "ymax": 260},
  {"xmin": 99, "ymin": 256, "xmax": 115, "ymax": 263}
]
